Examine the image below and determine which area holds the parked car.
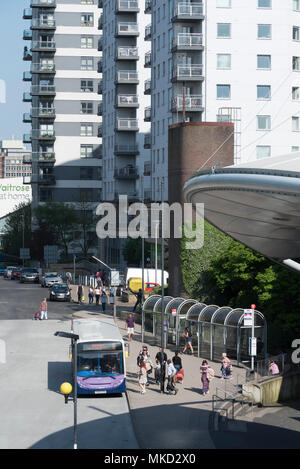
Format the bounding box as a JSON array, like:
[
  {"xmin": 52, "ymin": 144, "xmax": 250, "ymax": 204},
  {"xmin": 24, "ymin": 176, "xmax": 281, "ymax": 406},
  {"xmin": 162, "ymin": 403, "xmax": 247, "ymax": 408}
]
[
  {"xmin": 49, "ymin": 283, "xmax": 71, "ymax": 302},
  {"xmin": 0, "ymin": 265, "xmax": 7, "ymax": 276},
  {"xmin": 40, "ymin": 272, "xmax": 58, "ymax": 287},
  {"xmin": 42, "ymin": 273, "xmax": 63, "ymax": 288},
  {"xmin": 4, "ymin": 266, "xmax": 17, "ymax": 279},
  {"xmin": 11, "ymin": 267, "xmax": 22, "ymax": 280},
  {"xmin": 20, "ymin": 268, "xmax": 39, "ymax": 283}
]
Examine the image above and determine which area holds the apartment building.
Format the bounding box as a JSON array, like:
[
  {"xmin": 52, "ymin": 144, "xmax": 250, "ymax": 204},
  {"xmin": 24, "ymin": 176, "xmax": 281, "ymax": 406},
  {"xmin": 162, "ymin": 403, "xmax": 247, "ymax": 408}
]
[
  {"xmin": 22, "ymin": 0, "xmax": 102, "ymax": 210},
  {"xmin": 150, "ymin": 0, "xmax": 300, "ymax": 201},
  {"xmin": 0, "ymin": 140, "xmax": 32, "ymax": 179}
]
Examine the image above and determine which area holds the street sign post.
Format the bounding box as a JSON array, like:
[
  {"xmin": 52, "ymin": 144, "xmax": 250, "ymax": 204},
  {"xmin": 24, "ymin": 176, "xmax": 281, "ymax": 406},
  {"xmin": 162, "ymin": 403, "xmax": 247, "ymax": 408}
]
[
  {"xmin": 44, "ymin": 245, "xmax": 58, "ymax": 266},
  {"xmin": 243, "ymin": 309, "xmax": 253, "ymax": 327}
]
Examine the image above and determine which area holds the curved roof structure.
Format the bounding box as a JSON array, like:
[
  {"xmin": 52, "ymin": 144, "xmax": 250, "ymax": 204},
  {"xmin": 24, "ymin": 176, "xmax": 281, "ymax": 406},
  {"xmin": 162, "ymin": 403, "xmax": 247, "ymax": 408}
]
[{"xmin": 183, "ymin": 152, "xmax": 300, "ymax": 270}]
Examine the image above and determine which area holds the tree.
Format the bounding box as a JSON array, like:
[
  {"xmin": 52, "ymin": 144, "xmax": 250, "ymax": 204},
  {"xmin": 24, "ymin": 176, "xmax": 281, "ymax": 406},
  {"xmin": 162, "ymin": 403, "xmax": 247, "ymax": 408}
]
[
  {"xmin": 1, "ymin": 202, "xmax": 31, "ymax": 259},
  {"xmin": 122, "ymin": 238, "xmax": 151, "ymax": 266},
  {"xmin": 73, "ymin": 197, "xmax": 99, "ymax": 257}
]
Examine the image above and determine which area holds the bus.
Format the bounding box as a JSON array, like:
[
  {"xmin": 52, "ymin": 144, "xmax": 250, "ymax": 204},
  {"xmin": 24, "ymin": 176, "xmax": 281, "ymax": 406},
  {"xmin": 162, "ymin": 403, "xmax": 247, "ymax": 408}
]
[{"xmin": 71, "ymin": 317, "xmax": 126, "ymax": 395}]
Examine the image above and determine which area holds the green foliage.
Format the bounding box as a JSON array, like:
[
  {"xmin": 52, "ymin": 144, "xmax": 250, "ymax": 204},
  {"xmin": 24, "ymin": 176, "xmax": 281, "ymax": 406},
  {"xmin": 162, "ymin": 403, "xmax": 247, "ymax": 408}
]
[
  {"xmin": 1, "ymin": 202, "xmax": 31, "ymax": 259},
  {"xmin": 122, "ymin": 238, "xmax": 151, "ymax": 266}
]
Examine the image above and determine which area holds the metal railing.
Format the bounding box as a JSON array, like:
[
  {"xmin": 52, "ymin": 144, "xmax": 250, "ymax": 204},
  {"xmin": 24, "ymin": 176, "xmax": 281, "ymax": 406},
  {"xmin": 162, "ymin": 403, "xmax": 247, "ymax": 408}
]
[
  {"xmin": 173, "ymin": 33, "xmax": 203, "ymax": 48},
  {"xmin": 31, "ymin": 19, "xmax": 56, "ymax": 28},
  {"xmin": 31, "ymin": 85, "xmax": 56, "ymax": 94},
  {"xmin": 117, "ymin": 70, "xmax": 139, "ymax": 82},
  {"xmin": 117, "ymin": 94, "xmax": 139, "ymax": 106},
  {"xmin": 173, "ymin": 64, "xmax": 203, "ymax": 79},
  {"xmin": 174, "ymin": 2, "xmax": 203, "ymax": 17},
  {"xmin": 117, "ymin": 46, "xmax": 139, "ymax": 59},
  {"xmin": 117, "ymin": 22, "xmax": 139, "ymax": 35},
  {"xmin": 256, "ymin": 352, "xmax": 300, "ymax": 380},
  {"xmin": 31, "ymin": 41, "xmax": 56, "ymax": 49},
  {"xmin": 116, "ymin": 119, "xmax": 139, "ymax": 131},
  {"xmin": 31, "ymin": 63, "xmax": 55, "ymax": 72},
  {"xmin": 172, "ymin": 94, "xmax": 203, "ymax": 110},
  {"xmin": 117, "ymin": 0, "xmax": 139, "ymax": 11},
  {"xmin": 31, "ymin": 107, "xmax": 56, "ymax": 117}
]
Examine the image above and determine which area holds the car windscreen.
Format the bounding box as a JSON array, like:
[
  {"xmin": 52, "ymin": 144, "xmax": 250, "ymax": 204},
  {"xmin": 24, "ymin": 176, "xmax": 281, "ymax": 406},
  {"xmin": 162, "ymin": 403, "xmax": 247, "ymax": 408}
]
[{"xmin": 52, "ymin": 285, "xmax": 68, "ymax": 292}]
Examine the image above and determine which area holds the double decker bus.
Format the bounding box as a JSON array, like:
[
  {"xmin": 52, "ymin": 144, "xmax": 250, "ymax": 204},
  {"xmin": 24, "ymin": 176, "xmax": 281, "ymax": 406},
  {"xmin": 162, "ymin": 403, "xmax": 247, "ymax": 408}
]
[{"xmin": 72, "ymin": 317, "xmax": 126, "ymax": 395}]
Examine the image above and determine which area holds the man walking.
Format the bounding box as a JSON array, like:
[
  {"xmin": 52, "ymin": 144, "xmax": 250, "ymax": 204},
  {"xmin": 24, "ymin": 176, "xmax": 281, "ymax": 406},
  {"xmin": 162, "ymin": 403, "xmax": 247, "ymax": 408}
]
[
  {"xmin": 125, "ymin": 313, "xmax": 135, "ymax": 342},
  {"xmin": 133, "ymin": 288, "xmax": 143, "ymax": 313},
  {"xmin": 155, "ymin": 347, "xmax": 167, "ymax": 393}
]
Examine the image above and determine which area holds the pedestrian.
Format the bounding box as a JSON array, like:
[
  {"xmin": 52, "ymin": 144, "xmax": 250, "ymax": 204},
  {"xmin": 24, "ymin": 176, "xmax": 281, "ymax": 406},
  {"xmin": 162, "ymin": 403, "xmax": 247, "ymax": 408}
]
[
  {"xmin": 77, "ymin": 284, "xmax": 83, "ymax": 304},
  {"xmin": 154, "ymin": 358, "xmax": 161, "ymax": 384},
  {"xmin": 269, "ymin": 360, "xmax": 280, "ymax": 375},
  {"xmin": 138, "ymin": 359, "xmax": 147, "ymax": 394},
  {"xmin": 101, "ymin": 289, "xmax": 108, "ymax": 312},
  {"xmin": 155, "ymin": 347, "xmax": 167, "ymax": 393},
  {"xmin": 182, "ymin": 327, "xmax": 194, "ymax": 355},
  {"xmin": 172, "ymin": 350, "xmax": 182, "ymax": 384},
  {"xmin": 200, "ymin": 360, "xmax": 214, "ymax": 395},
  {"xmin": 125, "ymin": 312, "xmax": 135, "ymax": 342},
  {"xmin": 133, "ymin": 288, "xmax": 143, "ymax": 313},
  {"xmin": 96, "ymin": 271, "xmax": 102, "ymax": 288},
  {"xmin": 166, "ymin": 359, "xmax": 178, "ymax": 394},
  {"xmin": 94, "ymin": 285, "xmax": 101, "ymax": 305},
  {"xmin": 40, "ymin": 297, "xmax": 48, "ymax": 320},
  {"xmin": 221, "ymin": 353, "xmax": 232, "ymax": 379},
  {"xmin": 88, "ymin": 286, "xmax": 94, "ymax": 304}
]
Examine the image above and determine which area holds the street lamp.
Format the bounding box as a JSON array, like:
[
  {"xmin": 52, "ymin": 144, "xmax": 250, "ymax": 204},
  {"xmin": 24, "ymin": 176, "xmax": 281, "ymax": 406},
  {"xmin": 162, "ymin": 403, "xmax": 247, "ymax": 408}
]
[{"xmin": 55, "ymin": 331, "xmax": 79, "ymax": 450}]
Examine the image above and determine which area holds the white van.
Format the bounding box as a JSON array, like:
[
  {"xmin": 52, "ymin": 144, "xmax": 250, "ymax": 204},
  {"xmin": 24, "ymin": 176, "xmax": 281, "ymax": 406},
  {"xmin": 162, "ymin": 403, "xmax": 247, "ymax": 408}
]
[{"xmin": 125, "ymin": 268, "xmax": 168, "ymax": 286}]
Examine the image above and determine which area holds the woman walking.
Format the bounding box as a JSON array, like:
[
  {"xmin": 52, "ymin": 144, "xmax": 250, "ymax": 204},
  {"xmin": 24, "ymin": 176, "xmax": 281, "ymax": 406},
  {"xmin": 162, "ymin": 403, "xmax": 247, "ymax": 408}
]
[
  {"xmin": 101, "ymin": 289, "xmax": 108, "ymax": 312},
  {"xmin": 200, "ymin": 360, "xmax": 214, "ymax": 395},
  {"xmin": 40, "ymin": 298, "xmax": 48, "ymax": 320},
  {"xmin": 138, "ymin": 359, "xmax": 147, "ymax": 394},
  {"xmin": 94, "ymin": 285, "xmax": 101, "ymax": 305},
  {"xmin": 221, "ymin": 353, "xmax": 232, "ymax": 379},
  {"xmin": 88, "ymin": 286, "xmax": 94, "ymax": 305},
  {"xmin": 182, "ymin": 327, "xmax": 194, "ymax": 355}
]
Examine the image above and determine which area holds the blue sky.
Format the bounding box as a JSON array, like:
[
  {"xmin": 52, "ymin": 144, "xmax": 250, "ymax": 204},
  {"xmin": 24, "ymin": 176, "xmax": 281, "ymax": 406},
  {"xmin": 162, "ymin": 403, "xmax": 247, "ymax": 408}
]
[{"xmin": 0, "ymin": 0, "xmax": 29, "ymax": 140}]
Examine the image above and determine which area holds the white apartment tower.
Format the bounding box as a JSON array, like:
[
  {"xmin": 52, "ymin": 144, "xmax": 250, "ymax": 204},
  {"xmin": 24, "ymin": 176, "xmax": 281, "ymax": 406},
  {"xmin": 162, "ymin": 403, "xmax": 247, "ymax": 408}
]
[
  {"xmin": 150, "ymin": 0, "xmax": 300, "ymax": 201},
  {"xmin": 23, "ymin": 0, "xmax": 102, "ymax": 208}
]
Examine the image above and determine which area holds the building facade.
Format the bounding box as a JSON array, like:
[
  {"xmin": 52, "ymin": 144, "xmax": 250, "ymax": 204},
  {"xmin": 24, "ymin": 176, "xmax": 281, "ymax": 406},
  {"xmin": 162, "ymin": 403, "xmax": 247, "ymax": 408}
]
[{"xmin": 0, "ymin": 140, "xmax": 32, "ymax": 179}]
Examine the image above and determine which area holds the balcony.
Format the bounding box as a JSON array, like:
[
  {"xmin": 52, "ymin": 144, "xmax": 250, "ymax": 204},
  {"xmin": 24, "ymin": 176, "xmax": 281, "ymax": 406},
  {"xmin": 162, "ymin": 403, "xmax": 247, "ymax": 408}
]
[
  {"xmin": 144, "ymin": 24, "xmax": 151, "ymax": 41},
  {"xmin": 98, "ymin": 125, "xmax": 103, "ymax": 137},
  {"xmin": 144, "ymin": 133, "xmax": 151, "ymax": 148},
  {"xmin": 114, "ymin": 166, "xmax": 139, "ymax": 179},
  {"xmin": 98, "ymin": 37, "xmax": 103, "ymax": 51},
  {"xmin": 98, "ymin": 60, "xmax": 102, "ymax": 73},
  {"xmin": 23, "ymin": 71, "xmax": 32, "ymax": 82},
  {"xmin": 116, "ymin": 0, "xmax": 139, "ymax": 13},
  {"xmin": 31, "ymin": 40, "xmax": 56, "ymax": 52},
  {"xmin": 144, "ymin": 161, "xmax": 151, "ymax": 175},
  {"xmin": 23, "ymin": 92, "xmax": 32, "ymax": 102},
  {"xmin": 144, "ymin": 106, "xmax": 151, "ymax": 122},
  {"xmin": 23, "ymin": 113, "xmax": 32, "ymax": 123},
  {"xmin": 31, "ymin": 18, "xmax": 56, "ymax": 30},
  {"xmin": 172, "ymin": 2, "xmax": 204, "ymax": 21},
  {"xmin": 98, "ymin": 80, "xmax": 103, "ymax": 94},
  {"xmin": 145, "ymin": 0, "xmax": 151, "ymax": 13},
  {"xmin": 31, "ymin": 107, "xmax": 56, "ymax": 118},
  {"xmin": 32, "ymin": 152, "xmax": 56, "ymax": 163},
  {"xmin": 116, "ymin": 119, "xmax": 139, "ymax": 131},
  {"xmin": 31, "ymin": 63, "xmax": 55, "ymax": 73},
  {"xmin": 116, "ymin": 23, "xmax": 139, "ymax": 36},
  {"xmin": 144, "ymin": 79, "xmax": 151, "ymax": 95},
  {"xmin": 171, "ymin": 95, "xmax": 203, "ymax": 112},
  {"xmin": 116, "ymin": 70, "xmax": 139, "ymax": 84},
  {"xmin": 31, "ymin": 85, "xmax": 56, "ymax": 95},
  {"xmin": 114, "ymin": 144, "xmax": 139, "ymax": 155},
  {"xmin": 172, "ymin": 64, "xmax": 204, "ymax": 82},
  {"xmin": 23, "ymin": 134, "xmax": 32, "ymax": 144},
  {"xmin": 30, "ymin": 0, "xmax": 56, "ymax": 7},
  {"xmin": 116, "ymin": 47, "xmax": 139, "ymax": 61},
  {"xmin": 144, "ymin": 51, "xmax": 151, "ymax": 68},
  {"xmin": 37, "ymin": 174, "xmax": 56, "ymax": 185},
  {"xmin": 172, "ymin": 33, "xmax": 203, "ymax": 51},
  {"xmin": 114, "ymin": 191, "xmax": 138, "ymax": 201},
  {"xmin": 97, "ymin": 102, "xmax": 103, "ymax": 116},
  {"xmin": 98, "ymin": 0, "xmax": 103, "ymax": 7},
  {"xmin": 31, "ymin": 129, "xmax": 55, "ymax": 140},
  {"xmin": 23, "ymin": 155, "xmax": 33, "ymax": 164},
  {"xmin": 98, "ymin": 14, "xmax": 103, "ymax": 29},
  {"xmin": 23, "ymin": 9, "xmax": 32, "ymax": 19},
  {"xmin": 116, "ymin": 94, "xmax": 139, "ymax": 108},
  {"xmin": 23, "ymin": 48, "xmax": 32, "ymax": 61},
  {"xmin": 23, "ymin": 29, "xmax": 32, "ymax": 40}
]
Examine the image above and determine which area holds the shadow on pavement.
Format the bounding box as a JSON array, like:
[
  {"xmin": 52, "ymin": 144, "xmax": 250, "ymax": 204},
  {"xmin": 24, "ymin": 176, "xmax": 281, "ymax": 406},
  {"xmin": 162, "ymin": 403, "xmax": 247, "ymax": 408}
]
[{"xmin": 48, "ymin": 362, "xmax": 72, "ymax": 394}]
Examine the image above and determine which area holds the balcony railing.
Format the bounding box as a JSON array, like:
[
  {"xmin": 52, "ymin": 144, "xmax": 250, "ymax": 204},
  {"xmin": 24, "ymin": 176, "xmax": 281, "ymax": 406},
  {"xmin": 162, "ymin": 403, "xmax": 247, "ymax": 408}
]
[
  {"xmin": 144, "ymin": 106, "xmax": 151, "ymax": 121},
  {"xmin": 31, "ymin": 19, "xmax": 56, "ymax": 29},
  {"xmin": 173, "ymin": 33, "xmax": 203, "ymax": 49},
  {"xmin": 23, "ymin": 92, "xmax": 32, "ymax": 102},
  {"xmin": 144, "ymin": 24, "xmax": 152, "ymax": 40},
  {"xmin": 172, "ymin": 64, "xmax": 204, "ymax": 81},
  {"xmin": 98, "ymin": 37, "xmax": 103, "ymax": 51},
  {"xmin": 144, "ymin": 0, "xmax": 151, "ymax": 13},
  {"xmin": 31, "ymin": 85, "xmax": 56, "ymax": 94},
  {"xmin": 31, "ymin": 129, "xmax": 55, "ymax": 139},
  {"xmin": 23, "ymin": 71, "xmax": 32, "ymax": 81},
  {"xmin": 117, "ymin": 95, "xmax": 139, "ymax": 107},
  {"xmin": 116, "ymin": 0, "xmax": 139, "ymax": 13},
  {"xmin": 171, "ymin": 95, "xmax": 203, "ymax": 111},
  {"xmin": 37, "ymin": 174, "xmax": 56, "ymax": 185},
  {"xmin": 23, "ymin": 49, "xmax": 32, "ymax": 61},
  {"xmin": 114, "ymin": 144, "xmax": 139, "ymax": 155},
  {"xmin": 23, "ymin": 113, "xmax": 32, "ymax": 123},
  {"xmin": 23, "ymin": 155, "xmax": 33, "ymax": 164},
  {"xmin": 23, "ymin": 134, "xmax": 32, "ymax": 143},
  {"xmin": 32, "ymin": 152, "xmax": 55, "ymax": 163},
  {"xmin": 23, "ymin": 9, "xmax": 32, "ymax": 19},
  {"xmin": 144, "ymin": 51, "xmax": 151, "ymax": 67},
  {"xmin": 31, "ymin": 0, "xmax": 56, "ymax": 7},
  {"xmin": 144, "ymin": 79, "xmax": 151, "ymax": 94},
  {"xmin": 23, "ymin": 29, "xmax": 32, "ymax": 40},
  {"xmin": 144, "ymin": 133, "xmax": 151, "ymax": 148},
  {"xmin": 117, "ymin": 46, "xmax": 139, "ymax": 60},
  {"xmin": 114, "ymin": 166, "xmax": 139, "ymax": 179},
  {"xmin": 31, "ymin": 41, "xmax": 56, "ymax": 50},
  {"xmin": 116, "ymin": 119, "xmax": 139, "ymax": 131},
  {"xmin": 31, "ymin": 107, "xmax": 56, "ymax": 118},
  {"xmin": 31, "ymin": 63, "xmax": 55, "ymax": 73},
  {"xmin": 116, "ymin": 22, "xmax": 139, "ymax": 36},
  {"xmin": 173, "ymin": 2, "xmax": 204, "ymax": 20},
  {"xmin": 116, "ymin": 70, "xmax": 139, "ymax": 83}
]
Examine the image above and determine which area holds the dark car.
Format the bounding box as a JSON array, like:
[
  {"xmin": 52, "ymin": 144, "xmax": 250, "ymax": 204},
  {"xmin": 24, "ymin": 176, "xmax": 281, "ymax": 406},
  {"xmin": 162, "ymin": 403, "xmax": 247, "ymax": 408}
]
[
  {"xmin": 11, "ymin": 267, "xmax": 22, "ymax": 280},
  {"xmin": 49, "ymin": 283, "xmax": 71, "ymax": 302},
  {"xmin": 0, "ymin": 265, "xmax": 7, "ymax": 276},
  {"xmin": 20, "ymin": 268, "xmax": 39, "ymax": 283}
]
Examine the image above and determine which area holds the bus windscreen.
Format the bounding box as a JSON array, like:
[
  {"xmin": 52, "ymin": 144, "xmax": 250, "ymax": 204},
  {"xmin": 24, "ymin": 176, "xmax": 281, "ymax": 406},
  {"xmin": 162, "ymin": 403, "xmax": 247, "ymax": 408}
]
[{"xmin": 77, "ymin": 343, "xmax": 123, "ymax": 375}]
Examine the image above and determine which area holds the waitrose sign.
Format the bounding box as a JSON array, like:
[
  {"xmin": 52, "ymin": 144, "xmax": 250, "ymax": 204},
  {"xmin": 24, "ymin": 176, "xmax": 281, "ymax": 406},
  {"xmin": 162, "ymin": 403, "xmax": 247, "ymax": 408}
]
[{"xmin": 0, "ymin": 178, "xmax": 32, "ymax": 218}]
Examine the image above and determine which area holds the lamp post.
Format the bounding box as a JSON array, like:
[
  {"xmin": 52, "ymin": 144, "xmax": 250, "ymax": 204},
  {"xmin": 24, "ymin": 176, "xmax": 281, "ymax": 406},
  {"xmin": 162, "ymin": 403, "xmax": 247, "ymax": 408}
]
[
  {"xmin": 55, "ymin": 331, "xmax": 79, "ymax": 450},
  {"xmin": 160, "ymin": 180, "xmax": 166, "ymax": 393}
]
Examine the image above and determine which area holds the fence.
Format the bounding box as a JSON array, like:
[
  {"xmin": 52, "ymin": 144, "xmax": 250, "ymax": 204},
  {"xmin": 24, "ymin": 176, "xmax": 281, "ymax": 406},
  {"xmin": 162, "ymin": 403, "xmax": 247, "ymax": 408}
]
[{"xmin": 255, "ymin": 352, "xmax": 300, "ymax": 381}]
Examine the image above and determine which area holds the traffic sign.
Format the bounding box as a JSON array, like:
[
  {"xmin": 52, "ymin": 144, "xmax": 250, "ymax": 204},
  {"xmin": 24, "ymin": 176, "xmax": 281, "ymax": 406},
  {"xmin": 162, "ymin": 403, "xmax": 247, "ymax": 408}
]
[
  {"xmin": 243, "ymin": 309, "xmax": 253, "ymax": 327},
  {"xmin": 251, "ymin": 304, "xmax": 256, "ymax": 310},
  {"xmin": 249, "ymin": 337, "xmax": 257, "ymax": 356},
  {"xmin": 20, "ymin": 248, "xmax": 30, "ymax": 260},
  {"xmin": 44, "ymin": 245, "xmax": 58, "ymax": 264},
  {"xmin": 171, "ymin": 309, "xmax": 176, "ymax": 317},
  {"xmin": 110, "ymin": 270, "xmax": 120, "ymax": 286}
]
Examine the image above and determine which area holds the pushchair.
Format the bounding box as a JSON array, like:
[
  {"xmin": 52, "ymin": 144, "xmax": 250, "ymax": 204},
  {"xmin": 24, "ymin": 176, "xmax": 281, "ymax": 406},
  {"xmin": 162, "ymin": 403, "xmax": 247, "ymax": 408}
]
[{"xmin": 166, "ymin": 376, "xmax": 178, "ymax": 395}]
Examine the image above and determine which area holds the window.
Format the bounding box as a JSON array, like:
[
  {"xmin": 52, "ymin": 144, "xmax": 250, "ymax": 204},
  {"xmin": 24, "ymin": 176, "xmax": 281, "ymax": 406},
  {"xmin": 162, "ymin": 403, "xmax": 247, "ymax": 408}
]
[
  {"xmin": 81, "ymin": 0, "xmax": 94, "ymax": 3},
  {"xmin": 80, "ymin": 123, "xmax": 93, "ymax": 136},
  {"xmin": 292, "ymin": 146, "xmax": 299, "ymax": 152},
  {"xmin": 292, "ymin": 86, "xmax": 300, "ymax": 100},
  {"xmin": 293, "ymin": 26, "xmax": 300, "ymax": 41},
  {"xmin": 81, "ymin": 80, "xmax": 93, "ymax": 92},
  {"xmin": 293, "ymin": 56, "xmax": 300, "ymax": 70},
  {"xmin": 256, "ymin": 146, "xmax": 271, "ymax": 159},
  {"xmin": 81, "ymin": 13, "xmax": 94, "ymax": 27},
  {"xmin": 80, "ymin": 167, "xmax": 93, "ymax": 179},
  {"xmin": 257, "ymin": 54, "xmax": 271, "ymax": 69},
  {"xmin": 217, "ymin": 23, "xmax": 231, "ymax": 38},
  {"xmin": 217, "ymin": 54, "xmax": 231, "ymax": 69},
  {"xmin": 81, "ymin": 57, "xmax": 93, "ymax": 70},
  {"xmin": 80, "ymin": 189, "xmax": 93, "ymax": 200},
  {"xmin": 81, "ymin": 36, "xmax": 93, "ymax": 48},
  {"xmin": 80, "ymin": 145, "xmax": 93, "ymax": 158},
  {"xmin": 257, "ymin": 115, "xmax": 271, "ymax": 130},
  {"xmin": 81, "ymin": 102, "xmax": 93, "ymax": 114},
  {"xmin": 292, "ymin": 116, "xmax": 300, "ymax": 131},
  {"xmin": 258, "ymin": 0, "xmax": 271, "ymax": 7},
  {"xmin": 217, "ymin": 0, "xmax": 231, "ymax": 6},
  {"xmin": 257, "ymin": 24, "xmax": 271, "ymax": 39},
  {"xmin": 217, "ymin": 84, "xmax": 231, "ymax": 99},
  {"xmin": 293, "ymin": 0, "xmax": 300, "ymax": 11},
  {"xmin": 257, "ymin": 85, "xmax": 271, "ymax": 100}
]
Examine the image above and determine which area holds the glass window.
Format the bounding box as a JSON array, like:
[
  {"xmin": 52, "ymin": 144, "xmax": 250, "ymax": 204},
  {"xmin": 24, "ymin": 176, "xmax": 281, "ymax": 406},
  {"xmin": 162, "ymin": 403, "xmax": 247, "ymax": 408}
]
[
  {"xmin": 257, "ymin": 85, "xmax": 271, "ymax": 99},
  {"xmin": 293, "ymin": 56, "xmax": 300, "ymax": 70},
  {"xmin": 81, "ymin": 102, "xmax": 93, "ymax": 114},
  {"xmin": 292, "ymin": 146, "xmax": 300, "ymax": 152},
  {"xmin": 258, "ymin": 0, "xmax": 271, "ymax": 8},
  {"xmin": 217, "ymin": 0, "xmax": 231, "ymax": 6},
  {"xmin": 80, "ymin": 145, "xmax": 94, "ymax": 158},
  {"xmin": 293, "ymin": 0, "xmax": 300, "ymax": 11},
  {"xmin": 292, "ymin": 86, "xmax": 300, "ymax": 100},
  {"xmin": 217, "ymin": 84, "xmax": 231, "ymax": 99},
  {"xmin": 80, "ymin": 124, "xmax": 93, "ymax": 136},
  {"xmin": 256, "ymin": 145, "xmax": 271, "ymax": 159},
  {"xmin": 257, "ymin": 115, "xmax": 271, "ymax": 130},
  {"xmin": 293, "ymin": 26, "xmax": 300, "ymax": 41},
  {"xmin": 81, "ymin": 36, "xmax": 93, "ymax": 48},
  {"xmin": 217, "ymin": 54, "xmax": 231, "ymax": 69},
  {"xmin": 81, "ymin": 80, "xmax": 93, "ymax": 92},
  {"xmin": 292, "ymin": 116, "xmax": 300, "ymax": 131},
  {"xmin": 81, "ymin": 58, "xmax": 93, "ymax": 70},
  {"xmin": 217, "ymin": 23, "xmax": 231, "ymax": 38},
  {"xmin": 258, "ymin": 24, "xmax": 271, "ymax": 39},
  {"xmin": 257, "ymin": 55, "xmax": 271, "ymax": 69},
  {"xmin": 80, "ymin": 167, "xmax": 93, "ymax": 179},
  {"xmin": 81, "ymin": 13, "xmax": 94, "ymax": 26}
]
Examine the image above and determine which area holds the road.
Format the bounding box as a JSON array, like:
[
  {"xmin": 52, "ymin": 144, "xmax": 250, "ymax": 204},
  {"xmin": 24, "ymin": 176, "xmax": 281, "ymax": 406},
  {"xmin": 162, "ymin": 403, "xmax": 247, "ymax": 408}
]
[{"xmin": 0, "ymin": 277, "xmax": 138, "ymax": 449}]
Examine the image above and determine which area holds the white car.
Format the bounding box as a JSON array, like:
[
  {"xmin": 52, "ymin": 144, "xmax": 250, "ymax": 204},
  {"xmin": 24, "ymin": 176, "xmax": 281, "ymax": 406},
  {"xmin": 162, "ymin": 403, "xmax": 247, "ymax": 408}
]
[
  {"xmin": 4, "ymin": 266, "xmax": 18, "ymax": 279},
  {"xmin": 41, "ymin": 272, "xmax": 63, "ymax": 288}
]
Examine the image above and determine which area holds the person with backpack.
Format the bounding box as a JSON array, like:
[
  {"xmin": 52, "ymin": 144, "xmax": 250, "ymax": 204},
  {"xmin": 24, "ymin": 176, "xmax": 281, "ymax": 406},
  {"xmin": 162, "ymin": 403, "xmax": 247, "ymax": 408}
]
[
  {"xmin": 200, "ymin": 360, "xmax": 214, "ymax": 395},
  {"xmin": 182, "ymin": 327, "xmax": 194, "ymax": 355}
]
